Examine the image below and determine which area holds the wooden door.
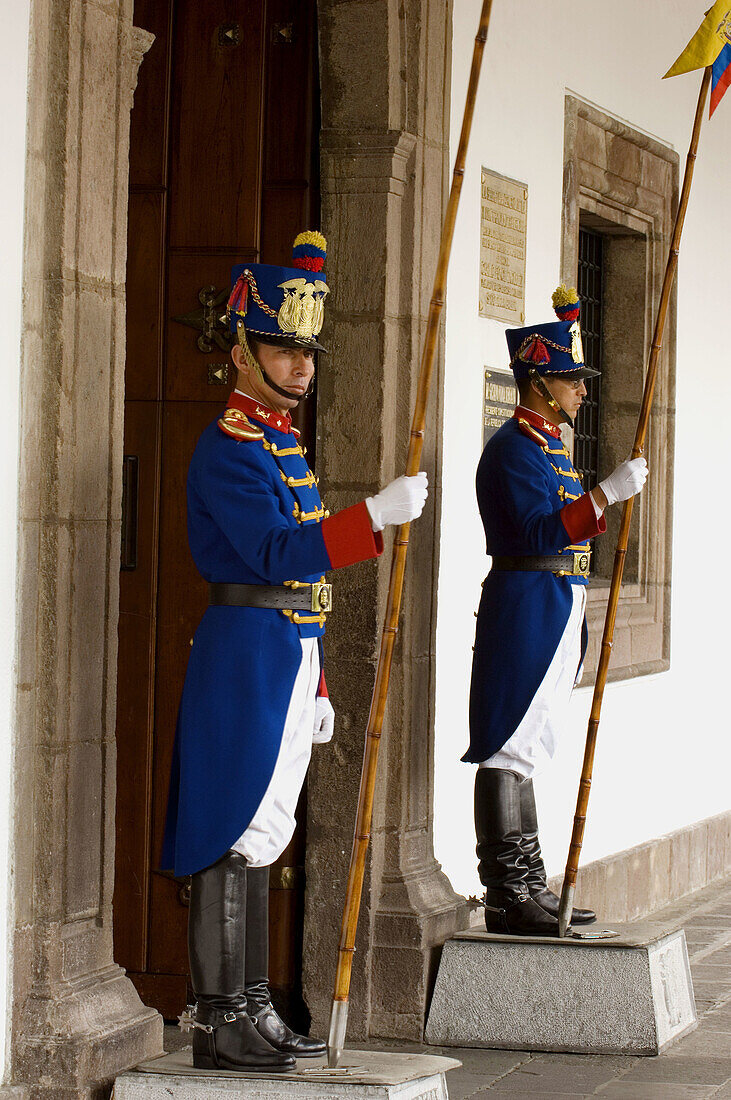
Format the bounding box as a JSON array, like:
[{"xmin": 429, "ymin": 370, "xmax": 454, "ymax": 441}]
[{"xmin": 115, "ymin": 0, "xmax": 320, "ymax": 1022}]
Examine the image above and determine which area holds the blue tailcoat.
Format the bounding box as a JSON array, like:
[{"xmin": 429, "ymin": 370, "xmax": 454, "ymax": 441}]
[
  {"xmin": 161, "ymin": 396, "xmax": 380, "ymax": 875},
  {"xmin": 463, "ymin": 410, "xmax": 605, "ymax": 763}
]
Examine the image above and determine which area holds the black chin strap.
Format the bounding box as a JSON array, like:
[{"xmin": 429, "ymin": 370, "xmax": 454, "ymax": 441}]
[
  {"xmin": 259, "ymin": 367, "xmax": 315, "ymax": 403},
  {"xmin": 529, "ymin": 370, "xmax": 573, "ymax": 426}
]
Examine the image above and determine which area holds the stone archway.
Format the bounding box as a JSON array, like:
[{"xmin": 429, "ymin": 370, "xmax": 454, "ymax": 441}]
[{"xmin": 10, "ymin": 0, "xmax": 467, "ymax": 1093}]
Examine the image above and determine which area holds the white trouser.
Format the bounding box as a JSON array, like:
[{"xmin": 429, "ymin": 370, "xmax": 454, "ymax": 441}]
[
  {"xmin": 478, "ymin": 586, "xmax": 586, "ymax": 779},
  {"xmin": 232, "ymin": 637, "xmax": 319, "ymax": 868}
]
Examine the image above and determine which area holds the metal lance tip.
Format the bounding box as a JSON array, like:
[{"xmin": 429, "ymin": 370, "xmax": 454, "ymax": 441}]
[
  {"xmin": 327, "ymin": 999, "xmax": 348, "ymax": 1068},
  {"xmin": 558, "ymin": 882, "xmax": 574, "ymax": 938}
]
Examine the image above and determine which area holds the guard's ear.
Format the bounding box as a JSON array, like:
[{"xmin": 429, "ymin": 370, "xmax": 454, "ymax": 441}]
[
  {"xmin": 529, "ymin": 377, "xmax": 542, "ymax": 397},
  {"xmin": 231, "ymin": 343, "xmax": 246, "ymax": 371}
]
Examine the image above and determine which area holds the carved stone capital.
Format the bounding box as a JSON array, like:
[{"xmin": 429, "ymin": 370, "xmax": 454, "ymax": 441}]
[
  {"xmin": 321, "ymin": 129, "xmax": 417, "ymax": 196},
  {"xmin": 126, "ymin": 25, "xmax": 155, "ymax": 94}
]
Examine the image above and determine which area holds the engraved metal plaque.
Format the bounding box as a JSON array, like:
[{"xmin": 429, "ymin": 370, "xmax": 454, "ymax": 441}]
[
  {"xmin": 479, "ymin": 168, "xmax": 528, "ymax": 324},
  {"xmin": 483, "ymin": 367, "xmax": 517, "ymax": 449}
]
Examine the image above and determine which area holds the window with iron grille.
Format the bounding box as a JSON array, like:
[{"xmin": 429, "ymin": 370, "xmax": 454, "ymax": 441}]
[
  {"xmin": 574, "ymin": 227, "xmax": 603, "ymax": 488},
  {"xmin": 561, "ymin": 94, "xmax": 677, "ymax": 683}
]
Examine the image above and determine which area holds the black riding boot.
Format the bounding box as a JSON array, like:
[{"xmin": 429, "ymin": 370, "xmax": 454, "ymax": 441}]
[
  {"xmin": 520, "ymin": 779, "xmax": 596, "ymax": 925},
  {"xmin": 244, "ymin": 865, "xmax": 326, "ymax": 1057},
  {"xmin": 187, "ymin": 850, "xmax": 295, "ymax": 1072},
  {"xmin": 475, "ymin": 769, "xmax": 560, "ymax": 936}
]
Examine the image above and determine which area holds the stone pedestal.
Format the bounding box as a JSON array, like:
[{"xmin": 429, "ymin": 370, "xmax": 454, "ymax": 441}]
[
  {"xmin": 425, "ymin": 922, "xmax": 697, "ymax": 1055},
  {"xmin": 114, "ymin": 1049, "xmax": 461, "ymax": 1099}
]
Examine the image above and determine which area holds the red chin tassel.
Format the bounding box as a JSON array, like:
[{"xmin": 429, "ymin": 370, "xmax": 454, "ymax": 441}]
[{"xmin": 524, "ymin": 336, "xmax": 550, "ymax": 365}]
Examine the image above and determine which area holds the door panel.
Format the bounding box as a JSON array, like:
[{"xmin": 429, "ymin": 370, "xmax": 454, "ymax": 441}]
[
  {"xmin": 168, "ymin": 0, "xmax": 264, "ymax": 250},
  {"xmin": 129, "ymin": 0, "xmax": 173, "ymax": 189},
  {"xmin": 148, "ymin": 402, "xmax": 215, "ymax": 981},
  {"xmin": 115, "ymin": 401, "xmax": 162, "ymax": 970},
  {"xmin": 165, "ymin": 251, "xmax": 256, "ymax": 403},
  {"xmin": 115, "ymin": 0, "xmax": 320, "ymax": 1022},
  {"xmin": 126, "ymin": 193, "xmax": 166, "ymax": 401}
]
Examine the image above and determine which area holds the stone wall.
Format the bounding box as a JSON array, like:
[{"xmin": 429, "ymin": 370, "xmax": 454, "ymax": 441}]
[
  {"xmin": 303, "ymin": 0, "xmax": 469, "ymax": 1043},
  {"xmin": 11, "ymin": 0, "xmax": 162, "ymax": 1095},
  {"xmin": 548, "ymin": 810, "xmax": 731, "ymax": 924}
]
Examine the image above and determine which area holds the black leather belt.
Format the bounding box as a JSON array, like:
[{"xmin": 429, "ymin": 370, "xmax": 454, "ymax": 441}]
[
  {"xmin": 209, "ymin": 581, "xmax": 333, "ymax": 613},
  {"xmin": 491, "ymin": 550, "xmax": 591, "ymax": 577}
]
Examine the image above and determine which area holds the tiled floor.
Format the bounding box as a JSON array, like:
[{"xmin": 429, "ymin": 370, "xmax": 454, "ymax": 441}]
[{"xmin": 163, "ymin": 878, "xmax": 731, "ymax": 1099}]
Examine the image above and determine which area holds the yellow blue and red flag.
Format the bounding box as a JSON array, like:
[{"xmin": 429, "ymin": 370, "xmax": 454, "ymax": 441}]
[
  {"xmin": 664, "ymin": 2, "xmax": 731, "ymax": 115},
  {"xmin": 711, "ymin": 39, "xmax": 731, "ymax": 114}
]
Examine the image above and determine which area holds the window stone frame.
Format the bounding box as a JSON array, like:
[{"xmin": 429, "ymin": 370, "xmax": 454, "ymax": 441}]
[{"xmin": 561, "ymin": 95, "xmax": 679, "ymax": 682}]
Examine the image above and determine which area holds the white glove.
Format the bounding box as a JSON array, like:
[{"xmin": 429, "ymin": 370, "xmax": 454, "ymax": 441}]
[
  {"xmin": 598, "ymin": 457, "xmax": 648, "ymax": 507},
  {"xmin": 313, "ymin": 696, "xmax": 335, "ymax": 744},
  {"xmin": 365, "ymin": 473, "xmax": 428, "ymax": 532}
]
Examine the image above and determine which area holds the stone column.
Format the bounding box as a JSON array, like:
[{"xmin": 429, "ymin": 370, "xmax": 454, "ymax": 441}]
[
  {"xmin": 304, "ymin": 0, "xmax": 469, "ymax": 1042},
  {"xmin": 12, "ymin": 1, "xmax": 162, "ymax": 1096}
]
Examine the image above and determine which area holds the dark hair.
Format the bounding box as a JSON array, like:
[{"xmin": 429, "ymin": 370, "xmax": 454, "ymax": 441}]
[{"xmin": 517, "ymin": 378, "xmax": 533, "ymax": 403}]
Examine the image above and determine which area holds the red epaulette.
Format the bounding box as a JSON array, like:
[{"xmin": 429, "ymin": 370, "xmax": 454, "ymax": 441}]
[{"xmin": 516, "ymin": 417, "xmax": 550, "ymax": 451}]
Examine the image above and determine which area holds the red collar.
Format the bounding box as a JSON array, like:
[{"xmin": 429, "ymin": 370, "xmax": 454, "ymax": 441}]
[
  {"xmin": 512, "ymin": 406, "xmax": 561, "ymax": 439},
  {"xmin": 229, "ymin": 390, "xmax": 299, "ymax": 436}
]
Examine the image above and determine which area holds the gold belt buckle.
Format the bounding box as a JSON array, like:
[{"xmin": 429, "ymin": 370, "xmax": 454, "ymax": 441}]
[
  {"xmin": 310, "ymin": 581, "xmax": 333, "ymax": 612},
  {"xmin": 572, "ymin": 550, "xmax": 591, "ymax": 577}
]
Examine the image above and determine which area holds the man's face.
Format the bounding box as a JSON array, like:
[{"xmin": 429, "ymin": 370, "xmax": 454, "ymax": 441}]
[
  {"xmin": 255, "ymin": 343, "xmax": 315, "ymax": 403},
  {"xmin": 544, "ymin": 375, "xmax": 587, "ymax": 421},
  {"xmin": 233, "ymin": 339, "xmax": 315, "ymax": 411}
]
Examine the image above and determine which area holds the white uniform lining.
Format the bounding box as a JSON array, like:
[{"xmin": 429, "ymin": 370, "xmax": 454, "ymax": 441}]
[
  {"xmin": 233, "ymin": 637, "xmax": 319, "ymax": 867},
  {"xmin": 479, "ymin": 585, "xmax": 586, "ymax": 779}
]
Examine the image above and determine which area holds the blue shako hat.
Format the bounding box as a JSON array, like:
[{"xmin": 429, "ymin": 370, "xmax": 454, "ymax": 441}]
[
  {"xmin": 227, "ymin": 230, "xmax": 329, "ymax": 352},
  {"xmin": 506, "ymin": 285, "xmax": 600, "ymax": 382}
]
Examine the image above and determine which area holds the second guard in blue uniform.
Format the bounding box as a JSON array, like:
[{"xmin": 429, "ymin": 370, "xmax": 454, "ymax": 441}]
[{"xmin": 465, "ymin": 286, "xmax": 648, "ymax": 936}]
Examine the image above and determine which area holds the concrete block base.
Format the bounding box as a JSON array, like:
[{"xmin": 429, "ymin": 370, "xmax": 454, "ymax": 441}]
[
  {"xmin": 425, "ymin": 921, "xmax": 697, "ymax": 1055},
  {"xmin": 114, "ymin": 1048, "xmax": 461, "ymax": 1099}
]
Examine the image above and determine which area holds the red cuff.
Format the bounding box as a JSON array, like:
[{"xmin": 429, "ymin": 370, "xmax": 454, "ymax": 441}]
[
  {"xmin": 560, "ymin": 493, "xmax": 607, "ymax": 543},
  {"xmin": 321, "ymin": 501, "xmax": 384, "ymax": 569},
  {"xmin": 317, "ymin": 670, "xmax": 328, "ymax": 698}
]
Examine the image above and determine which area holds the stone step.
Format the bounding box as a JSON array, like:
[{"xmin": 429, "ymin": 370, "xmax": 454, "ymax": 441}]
[
  {"xmin": 114, "ymin": 1048, "xmax": 461, "ymax": 1099},
  {"xmin": 425, "ymin": 920, "xmax": 697, "ymax": 1055}
]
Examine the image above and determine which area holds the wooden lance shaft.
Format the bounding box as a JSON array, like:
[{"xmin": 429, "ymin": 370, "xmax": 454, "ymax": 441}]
[
  {"xmin": 557, "ymin": 66, "xmax": 712, "ymax": 938},
  {"xmin": 326, "ymin": 0, "xmax": 495, "ymax": 1068}
]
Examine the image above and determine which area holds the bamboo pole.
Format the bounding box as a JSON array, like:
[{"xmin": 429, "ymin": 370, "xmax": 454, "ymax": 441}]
[
  {"xmin": 326, "ymin": 0, "xmax": 495, "ymax": 1068},
  {"xmin": 557, "ymin": 66, "xmax": 712, "ymax": 938}
]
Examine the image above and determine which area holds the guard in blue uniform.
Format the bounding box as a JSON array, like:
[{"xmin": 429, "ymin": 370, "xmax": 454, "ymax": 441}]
[
  {"xmin": 162, "ymin": 232, "xmax": 428, "ymax": 1072},
  {"xmin": 465, "ymin": 286, "xmax": 648, "ymax": 936}
]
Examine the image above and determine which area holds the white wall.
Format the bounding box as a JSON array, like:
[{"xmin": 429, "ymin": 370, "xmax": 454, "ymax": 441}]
[
  {"xmin": 435, "ymin": 0, "xmax": 731, "ymax": 898},
  {"xmin": 0, "ymin": 1, "xmax": 30, "ymax": 1080}
]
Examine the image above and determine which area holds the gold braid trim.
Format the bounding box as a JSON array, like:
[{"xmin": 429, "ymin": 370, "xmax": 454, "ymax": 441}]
[
  {"xmin": 551, "ymin": 463, "xmax": 581, "ymax": 481},
  {"xmin": 280, "ymin": 470, "xmax": 316, "ymax": 489},
  {"xmin": 282, "ymin": 609, "xmax": 327, "ymax": 626},
  {"xmin": 262, "ymin": 440, "xmax": 303, "ymax": 457},
  {"xmin": 243, "ymin": 270, "xmax": 279, "ymax": 318}
]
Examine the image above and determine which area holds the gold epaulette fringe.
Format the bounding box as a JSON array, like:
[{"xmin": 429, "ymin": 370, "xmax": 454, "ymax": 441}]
[{"xmin": 218, "ymin": 408, "xmax": 265, "ymax": 441}]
